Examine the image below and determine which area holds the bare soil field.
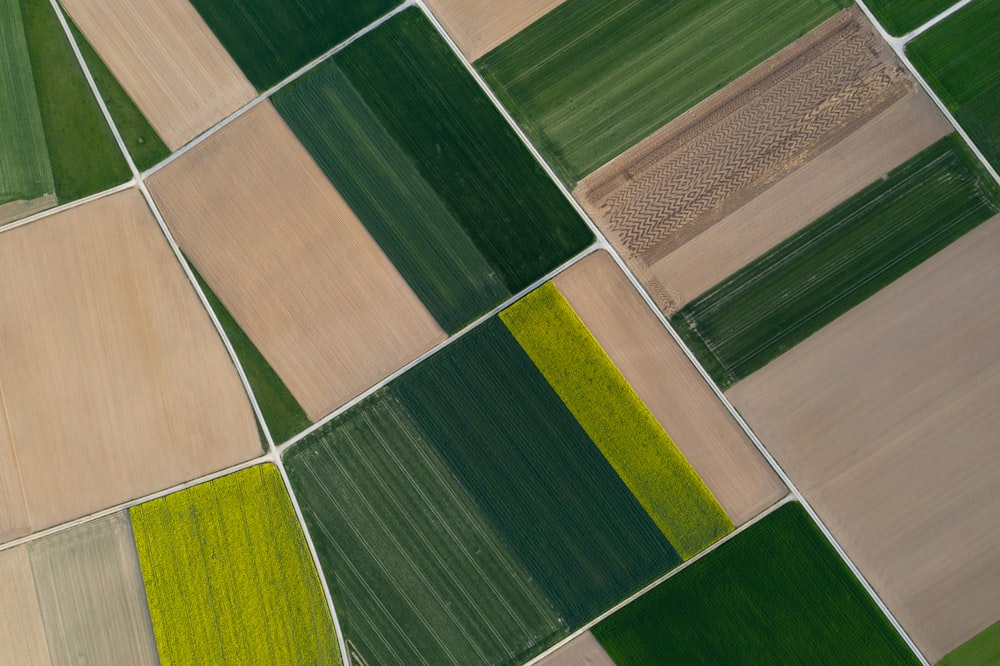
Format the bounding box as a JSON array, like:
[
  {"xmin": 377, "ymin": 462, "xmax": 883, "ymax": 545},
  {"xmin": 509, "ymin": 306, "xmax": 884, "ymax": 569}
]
[
  {"xmin": 728, "ymin": 216, "xmax": 1000, "ymax": 661},
  {"xmin": 0, "ymin": 378, "xmax": 29, "ymax": 543},
  {"xmin": 576, "ymin": 8, "xmax": 916, "ymax": 310},
  {"xmin": 0, "ymin": 194, "xmax": 57, "ymax": 227},
  {"xmin": 424, "ymin": 0, "xmax": 567, "ymax": 61},
  {"xmin": 0, "ymin": 548, "xmax": 51, "ymax": 666},
  {"xmin": 553, "ymin": 251, "xmax": 784, "ymax": 525},
  {"xmin": 0, "ymin": 189, "xmax": 259, "ymax": 531},
  {"xmin": 61, "ymin": 0, "xmax": 255, "ymax": 149},
  {"xmin": 148, "ymin": 102, "xmax": 445, "ymax": 421},
  {"xmin": 534, "ymin": 632, "xmax": 614, "ymax": 666}
]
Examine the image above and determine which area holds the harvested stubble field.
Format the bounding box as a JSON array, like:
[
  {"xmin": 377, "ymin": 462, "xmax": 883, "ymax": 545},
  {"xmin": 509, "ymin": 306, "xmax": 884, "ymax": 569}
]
[
  {"xmin": 593, "ymin": 503, "xmax": 917, "ymax": 664},
  {"xmin": 865, "ymin": 0, "xmax": 957, "ymax": 36},
  {"xmin": 673, "ymin": 134, "xmax": 1000, "ymax": 389},
  {"xmin": 0, "ymin": 190, "xmax": 259, "ymax": 534},
  {"xmin": 424, "ymin": 0, "xmax": 567, "ymax": 61},
  {"xmin": 477, "ymin": 0, "xmax": 849, "ymax": 184},
  {"xmin": 552, "ymin": 252, "xmax": 785, "ymax": 526},
  {"xmin": 149, "ymin": 101, "xmax": 445, "ymax": 422},
  {"xmin": 728, "ymin": 216, "xmax": 1000, "ymax": 661},
  {"xmin": 61, "ymin": 0, "xmax": 254, "ymax": 150}
]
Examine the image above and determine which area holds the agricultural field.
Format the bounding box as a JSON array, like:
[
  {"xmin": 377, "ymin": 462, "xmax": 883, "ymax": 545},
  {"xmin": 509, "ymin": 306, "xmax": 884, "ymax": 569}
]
[
  {"xmin": 477, "ymin": 0, "xmax": 850, "ymax": 184},
  {"xmin": 61, "ymin": 0, "xmax": 254, "ymax": 150},
  {"xmin": 423, "ymin": 0, "xmax": 567, "ymax": 61},
  {"xmin": 672, "ymin": 134, "xmax": 1000, "ymax": 388},
  {"xmin": 940, "ymin": 621, "xmax": 1000, "ymax": 666},
  {"xmin": 0, "ymin": 190, "xmax": 259, "ymax": 534},
  {"xmin": 907, "ymin": 0, "xmax": 1000, "ymax": 173},
  {"xmin": 552, "ymin": 252, "xmax": 785, "ymax": 526},
  {"xmin": 148, "ymin": 101, "xmax": 445, "ymax": 423},
  {"xmin": 865, "ymin": 0, "xmax": 957, "ymax": 36},
  {"xmin": 727, "ymin": 215, "xmax": 1000, "ymax": 660},
  {"xmin": 131, "ymin": 464, "xmax": 341, "ymax": 664},
  {"xmin": 593, "ymin": 503, "xmax": 918, "ymax": 664},
  {"xmin": 535, "ymin": 632, "xmax": 614, "ymax": 666},
  {"xmin": 187, "ymin": 0, "xmax": 396, "ymax": 89}
]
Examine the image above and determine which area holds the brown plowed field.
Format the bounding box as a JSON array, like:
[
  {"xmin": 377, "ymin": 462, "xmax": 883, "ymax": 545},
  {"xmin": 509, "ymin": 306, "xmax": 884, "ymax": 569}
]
[
  {"xmin": 61, "ymin": 0, "xmax": 255, "ymax": 149},
  {"xmin": 647, "ymin": 90, "xmax": 951, "ymax": 312},
  {"xmin": 534, "ymin": 632, "xmax": 614, "ymax": 666},
  {"xmin": 0, "ymin": 189, "xmax": 259, "ymax": 532},
  {"xmin": 554, "ymin": 251, "xmax": 785, "ymax": 525},
  {"xmin": 0, "ymin": 548, "xmax": 51, "ymax": 666},
  {"xmin": 576, "ymin": 8, "xmax": 913, "ymax": 300},
  {"xmin": 728, "ymin": 216, "xmax": 1000, "ymax": 661},
  {"xmin": 424, "ymin": 0, "xmax": 567, "ymax": 61},
  {"xmin": 0, "ymin": 378, "xmax": 29, "ymax": 542},
  {"xmin": 148, "ymin": 102, "xmax": 445, "ymax": 421}
]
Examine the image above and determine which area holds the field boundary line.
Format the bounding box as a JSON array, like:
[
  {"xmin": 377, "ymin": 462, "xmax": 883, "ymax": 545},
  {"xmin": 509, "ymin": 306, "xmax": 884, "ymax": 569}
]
[
  {"xmin": 417, "ymin": 3, "xmax": 931, "ymax": 663},
  {"xmin": 900, "ymin": 0, "xmax": 977, "ymax": 42}
]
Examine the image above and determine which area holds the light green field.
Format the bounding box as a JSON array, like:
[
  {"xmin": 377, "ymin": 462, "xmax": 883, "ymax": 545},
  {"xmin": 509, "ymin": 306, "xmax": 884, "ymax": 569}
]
[
  {"xmin": 939, "ymin": 621, "xmax": 1000, "ymax": 666},
  {"xmin": 500, "ymin": 282, "xmax": 731, "ymax": 559}
]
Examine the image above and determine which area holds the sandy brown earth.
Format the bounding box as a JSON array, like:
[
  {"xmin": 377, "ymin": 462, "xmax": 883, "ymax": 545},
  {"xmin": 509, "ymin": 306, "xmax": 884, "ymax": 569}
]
[
  {"xmin": 148, "ymin": 102, "xmax": 445, "ymax": 421},
  {"xmin": 533, "ymin": 632, "xmax": 614, "ymax": 666},
  {"xmin": 647, "ymin": 90, "xmax": 951, "ymax": 311},
  {"xmin": 728, "ymin": 216, "xmax": 1000, "ymax": 661},
  {"xmin": 0, "ymin": 189, "xmax": 260, "ymax": 532},
  {"xmin": 0, "ymin": 194, "xmax": 57, "ymax": 227},
  {"xmin": 424, "ymin": 0, "xmax": 567, "ymax": 61},
  {"xmin": 0, "ymin": 377, "xmax": 29, "ymax": 542},
  {"xmin": 554, "ymin": 251, "xmax": 785, "ymax": 526},
  {"xmin": 0, "ymin": 548, "xmax": 51, "ymax": 665},
  {"xmin": 61, "ymin": 0, "xmax": 255, "ymax": 150}
]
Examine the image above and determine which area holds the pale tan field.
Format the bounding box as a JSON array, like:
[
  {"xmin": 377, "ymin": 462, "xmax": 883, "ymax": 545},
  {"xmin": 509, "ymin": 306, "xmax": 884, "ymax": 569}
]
[
  {"xmin": 534, "ymin": 632, "xmax": 614, "ymax": 666},
  {"xmin": 729, "ymin": 216, "xmax": 1000, "ymax": 661},
  {"xmin": 0, "ymin": 189, "xmax": 259, "ymax": 532},
  {"xmin": 424, "ymin": 0, "xmax": 567, "ymax": 61},
  {"xmin": 647, "ymin": 90, "xmax": 951, "ymax": 311},
  {"xmin": 0, "ymin": 378, "xmax": 29, "ymax": 542},
  {"xmin": 61, "ymin": 0, "xmax": 255, "ymax": 149},
  {"xmin": 148, "ymin": 102, "xmax": 445, "ymax": 421},
  {"xmin": 0, "ymin": 548, "xmax": 51, "ymax": 666},
  {"xmin": 554, "ymin": 252, "xmax": 785, "ymax": 525},
  {"xmin": 0, "ymin": 194, "xmax": 57, "ymax": 227}
]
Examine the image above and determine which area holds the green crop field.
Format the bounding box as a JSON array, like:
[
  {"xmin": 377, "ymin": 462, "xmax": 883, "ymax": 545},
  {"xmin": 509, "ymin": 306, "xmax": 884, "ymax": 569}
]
[
  {"xmin": 284, "ymin": 392, "xmax": 566, "ymax": 666},
  {"xmin": 0, "ymin": 0, "xmax": 54, "ymax": 208},
  {"xmin": 130, "ymin": 465, "xmax": 341, "ymax": 665},
  {"xmin": 333, "ymin": 9, "xmax": 592, "ymax": 291},
  {"xmin": 187, "ymin": 0, "xmax": 396, "ymax": 90},
  {"xmin": 20, "ymin": 0, "xmax": 128, "ymax": 201},
  {"xmin": 939, "ymin": 620, "xmax": 1000, "ymax": 666},
  {"xmin": 477, "ymin": 0, "xmax": 849, "ymax": 184},
  {"xmin": 272, "ymin": 61, "xmax": 509, "ymax": 333},
  {"xmin": 394, "ymin": 317, "xmax": 680, "ymax": 627},
  {"xmin": 908, "ymin": 1, "xmax": 1000, "ymax": 172},
  {"xmin": 866, "ymin": 0, "xmax": 956, "ymax": 36},
  {"xmin": 500, "ymin": 283, "xmax": 731, "ymax": 558},
  {"xmin": 593, "ymin": 503, "xmax": 919, "ymax": 664},
  {"xmin": 673, "ymin": 134, "xmax": 1000, "ymax": 388}
]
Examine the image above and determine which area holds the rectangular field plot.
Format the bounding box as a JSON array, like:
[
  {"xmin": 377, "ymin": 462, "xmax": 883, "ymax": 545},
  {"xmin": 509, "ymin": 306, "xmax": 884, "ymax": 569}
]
[
  {"xmin": 284, "ymin": 392, "xmax": 566, "ymax": 666},
  {"xmin": 866, "ymin": 0, "xmax": 957, "ymax": 36},
  {"xmin": 477, "ymin": 0, "xmax": 849, "ymax": 184},
  {"xmin": 130, "ymin": 465, "xmax": 341, "ymax": 665},
  {"xmin": 593, "ymin": 503, "xmax": 918, "ymax": 665},
  {"xmin": 672, "ymin": 134, "xmax": 1000, "ymax": 388},
  {"xmin": 907, "ymin": 1, "xmax": 1000, "ymax": 173},
  {"xmin": 424, "ymin": 0, "xmax": 567, "ymax": 61},
  {"xmin": 0, "ymin": 547, "xmax": 51, "ymax": 665},
  {"xmin": 940, "ymin": 620, "xmax": 1000, "ymax": 666}
]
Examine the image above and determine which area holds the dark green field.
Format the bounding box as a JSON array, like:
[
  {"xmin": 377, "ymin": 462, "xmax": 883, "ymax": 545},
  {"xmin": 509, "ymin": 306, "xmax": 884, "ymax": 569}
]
[
  {"xmin": 332, "ymin": 9, "xmax": 592, "ymax": 291},
  {"xmin": 866, "ymin": 0, "xmax": 956, "ymax": 36},
  {"xmin": 272, "ymin": 61, "xmax": 510, "ymax": 333},
  {"xmin": 908, "ymin": 1, "xmax": 1000, "ymax": 172},
  {"xmin": 477, "ymin": 0, "xmax": 848, "ymax": 184},
  {"xmin": 20, "ymin": 0, "xmax": 128, "ymax": 200},
  {"xmin": 394, "ymin": 318, "xmax": 680, "ymax": 627},
  {"xmin": 672, "ymin": 134, "xmax": 1000, "ymax": 388},
  {"xmin": 284, "ymin": 392, "xmax": 566, "ymax": 666},
  {"xmin": 593, "ymin": 503, "xmax": 919, "ymax": 665},
  {"xmin": 187, "ymin": 0, "xmax": 396, "ymax": 90}
]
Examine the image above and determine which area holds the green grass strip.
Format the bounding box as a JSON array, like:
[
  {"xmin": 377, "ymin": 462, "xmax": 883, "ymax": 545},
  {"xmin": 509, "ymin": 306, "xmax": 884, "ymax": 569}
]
[
  {"xmin": 672, "ymin": 133, "xmax": 1000, "ymax": 389},
  {"xmin": 865, "ymin": 0, "xmax": 957, "ymax": 36},
  {"xmin": 65, "ymin": 17, "xmax": 169, "ymax": 171},
  {"xmin": 0, "ymin": 0, "xmax": 54, "ymax": 205},
  {"xmin": 593, "ymin": 503, "xmax": 919, "ymax": 664},
  {"xmin": 186, "ymin": 259, "xmax": 310, "ymax": 444},
  {"xmin": 500, "ymin": 283, "xmax": 731, "ymax": 559},
  {"xmin": 477, "ymin": 0, "xmax": 848, "ymax": 184},
  {"xmin": 19, "ymin": 0, "xmax": 128, "ymax": 200},
  {"xmin": 130, "ymin": 464, "xmax": 342, "ymax": 666},
  {"xmin": 938, "ymin": 620, "xmax": 1000, "ymax": 665}
]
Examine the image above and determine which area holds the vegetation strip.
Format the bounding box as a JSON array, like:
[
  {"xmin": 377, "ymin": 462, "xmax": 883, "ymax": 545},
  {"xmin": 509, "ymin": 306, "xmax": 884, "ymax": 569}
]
[
  {"xmin": 593, "ymin": 503, "xmax": 919, "ymax": 664},
  {"xmin": 865, "ymin": 0, "xmax": 957, "ymax": 36},
  {"xmin": 130, "ymin": 464, "xmax": 341, "ymax": 665},
  {"xmin": 477, "ymin": 0, "xmax": 849, "ymax": 184},
  {"xmin": 394, "ymin": 318, "xmax": 680, "ymax": 627},
  {"xmin": 284, "ymin": 391, "xmax": 565, "ymax": 666},
  {"xmin": 500, "ymin": 282, "xmax": 731, "ymax": 558},
  {"xmin": 672, "ymin": 134, "xmax": 1000, "ymax": 388}
]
